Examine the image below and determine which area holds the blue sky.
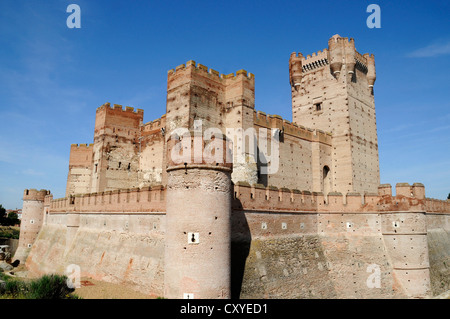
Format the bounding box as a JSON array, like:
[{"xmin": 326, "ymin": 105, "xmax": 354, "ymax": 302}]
[{"xmin": 0, "ymin": 0, "xmax": 449, "ymax": 209}]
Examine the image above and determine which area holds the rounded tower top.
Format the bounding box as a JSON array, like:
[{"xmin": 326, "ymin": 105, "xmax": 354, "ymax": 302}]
[
  {"xmin": 166, "ymin": 131, "xmax": 232, "ymax": 173},
  {"xmin": 23, "ymin": 189, "xmax": 50, "ymax": 201}
]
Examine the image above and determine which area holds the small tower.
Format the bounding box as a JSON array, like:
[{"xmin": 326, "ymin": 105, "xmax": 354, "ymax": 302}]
[
  {"xmin": 290, "ymin": 34, "xmax": 380, "ymax": 195},
  {"xmin": 90, "ymin": 103, "xmax": 144, "ymax": 193},
  {"xmin": 14, "ymin": 189, "xmax": 50, "ymax": 263},
  {"xmin": 164, "ymin": 132, "xmax": 233, "ymax": 299},
  {"xmin": 380, "ymin": 183, "xmax": 431, "ymax": 298}
]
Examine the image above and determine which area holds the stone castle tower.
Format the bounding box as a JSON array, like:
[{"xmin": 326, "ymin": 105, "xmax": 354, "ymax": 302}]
[
  {"xmin": 14, "ymin": 189, "xmax": 50, "ymax": 263},
  {"xmin": 290, "ymin": 34, "xmax": 379, "ymax": 195},
  {"xmin": 164, "ymin": 134, "xmax": 233, "ymax": 299},
  {"xmin": 163, "ymin": 63, "xmax": 249, "ymax": 298}
]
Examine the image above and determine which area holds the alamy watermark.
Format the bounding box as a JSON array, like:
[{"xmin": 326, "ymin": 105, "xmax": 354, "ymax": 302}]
[
  {"xmin": 366, "ymin": 4, "xmax": 381, "ymax": 29},
  {"xmin": 169, "ymin": 120, "xmax": 280, "ymax": 174},
  {"xmin": 366, "ymin": 263, "xmax": 381, "ymax": 288},
  {"xmin": 65, "ymin": 264, "xmax": 81, "ymax": 289},
  {"xmin": 66, "ymin": 4, "xmax": 81, "ymax": 29}
]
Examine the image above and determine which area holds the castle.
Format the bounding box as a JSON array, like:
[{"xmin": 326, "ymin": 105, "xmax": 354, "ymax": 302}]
[{"xmin": 14, "ymin": 35, "xmax": 450, "ymax": 299}]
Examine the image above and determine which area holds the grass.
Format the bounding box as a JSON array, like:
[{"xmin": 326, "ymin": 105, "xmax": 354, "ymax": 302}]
[
  {"xmin": 0, "ymin": 273, "xmax": 81, "ymax": 299},
  {"xmin": 0, "ymin": 226, "xmax": 20, "ymax": 239}
]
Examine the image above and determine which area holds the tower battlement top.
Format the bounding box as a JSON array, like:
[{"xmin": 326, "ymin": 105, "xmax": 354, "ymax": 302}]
[
  {"xmin": 23, "ymin": 189, "xmax": 51, "ymax": 201},
  {"xmin": 96, "ymin": 102, "xmax": 144, "ymax": 115},
  {"xmin": 167, "ymin": 60, "xmax": 255, "ymax": 82}
]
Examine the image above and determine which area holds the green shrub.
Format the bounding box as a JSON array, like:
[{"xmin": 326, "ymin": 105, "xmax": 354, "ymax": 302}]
[
  {"xmin": 1, "ymin": 279, "xmax": 28, "ymax": 298},
  {"xmin": 0, "ymin": 274, "xmax": 80, "ymax": 299},
  {"xmin": 0, "ymin": 226, "xmax": 20, "ymax": 239},
  {"xmin": 28, "ymin": 274, "xmax": 75, "ymax": 299}
]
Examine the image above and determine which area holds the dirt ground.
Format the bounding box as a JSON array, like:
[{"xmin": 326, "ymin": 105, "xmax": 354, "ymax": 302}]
[
  {"xmin": 74, "ymin": 277, "xmax": 156, "ymax": 299},
  {"xmin": 4, "ymin": 265, "xmax": 155, "ymax": 299}
]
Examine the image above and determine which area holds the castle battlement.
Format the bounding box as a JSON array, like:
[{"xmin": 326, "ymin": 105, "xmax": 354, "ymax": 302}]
[
  {"xmin": 70, "ymin": 143, "xmax": 93, "ymax": 148},
  {"xmin": 23, "ymin": 189, "xmax": 51, "ymax": 201},
  {"xmin": 232, "ymin": 182, "xmax": 443, "ymax": 214},
  {"xmin": 96, "ymin": 102, "xmax": 144, "ymax": 115},
  {"xmin": 49, "ymin": 186, "xmax": 166, "ymax": 213},
  {"xmin": 304, "ymin": 49, "xmax": 328, "ymax": 61},
  {"xmin": 355, "ymin": 51, "xmax": 368, "ymax": 66},
  {"xmin": 49, "ymin": 182, "xmax": 448, "ymax": 216},
  {"xmin": 167, "ymin": 60, "xmax": 255, "ymax": 82},
  {"xmin": 142, "ymin": 114, "xmax": 167, "ymax": 133},
  {"xmin": 253, "ymin": 110, "xmax": 332, "ymax": 145},
  {"xmin": 425, "ymin": 198, "xmax": 450, "ymax": 213}
]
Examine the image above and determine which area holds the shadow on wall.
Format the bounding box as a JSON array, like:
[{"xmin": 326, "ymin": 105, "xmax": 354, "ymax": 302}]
[{"xmin": 230, "ymin": 197, "xmax": 251, "ymax": 299}]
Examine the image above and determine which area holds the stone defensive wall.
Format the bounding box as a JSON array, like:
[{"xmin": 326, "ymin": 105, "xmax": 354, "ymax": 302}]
[
  {"xmin": 49, "ymin": 186, "xmax": 166, "ymax": 213},
  {"xmin": 253, "ymin": 111, "xmax": 332, "ymax": 146},
  {"xmin": 231, "ymin": 182, "xmax": 450, "ymax": 298},
  {"xmin": 24, "ymin": 182, "xmax": 450, "ymax": 298},
  {"xmin": 142, "ymin": 115, "xmax": 166, "ymax": 135},
  {"xmin": 48, "ymin": 181, "xmax": 450, "ymax": 215},
  {"xmin": 26, "ymin": 186, "xmax": 167, "ymax": 297}
]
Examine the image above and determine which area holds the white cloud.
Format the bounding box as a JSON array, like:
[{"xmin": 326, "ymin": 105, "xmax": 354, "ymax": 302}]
[{"xmin": 407, "ymin": 40, "xmax": 450, "ymax": 58}]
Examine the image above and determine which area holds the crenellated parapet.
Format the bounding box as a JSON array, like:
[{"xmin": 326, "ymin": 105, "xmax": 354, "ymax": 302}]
[
  {"xmin": 290, "ymin": 34, "xmax": 375, "ymax": 90},
  {"xmin": 96, "ymin": 102, "xmax": 144, "ymax": 115},
  {"xmin": 93, "ymin": 101, "xmax": 144, "ymax": 145},
  {"xmin": 253, "ymin": 110, "xmax": 332, "ymax": 145},
  {"xmin": 23, "ymin": 189, "xmax": 51, "ymax": 202},
  {"xmin": 49, "ymin": 185, "xmax": 166, "ymax": 213},
  {"xmin": 425, "ymin": 197, "xmax": 450, "ymax": 213},
  {"xmin": 142, "ymin": 114, "xmax": 167, "ymax": 134},
  {"xmin": 167, "ymin": 60, "xmax": 255, "ymax": 84},
  {"xmin": 70, "ymin": 143, "xmax": 94, "ymax": 148},
  {"xmin": 232, "ymin": 182, "xmax": 448, "ymax": 214},
  {"xmin": 302, "ymin": 50, "xmax": 329, "ymax": 73},
  {"xmin": 68, "ymin": 143, "xmax": 94, "ymax": 168},
  {"xmin": 167, "ymin": 60, "xmax": 255, "ymax": 111}
]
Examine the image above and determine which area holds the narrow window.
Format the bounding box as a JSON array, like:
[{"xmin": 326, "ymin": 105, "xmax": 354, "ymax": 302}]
[
  {"xmin": 315, "ymin": 103, "xmax": 322, "ymax": 111},
  {"xmin": 323, "ymin": 165, "xmax": 331, "ymax": 195},
  {"xmin": 118, "ymin": 162, "xmax": 121, "ymax": 169}
]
